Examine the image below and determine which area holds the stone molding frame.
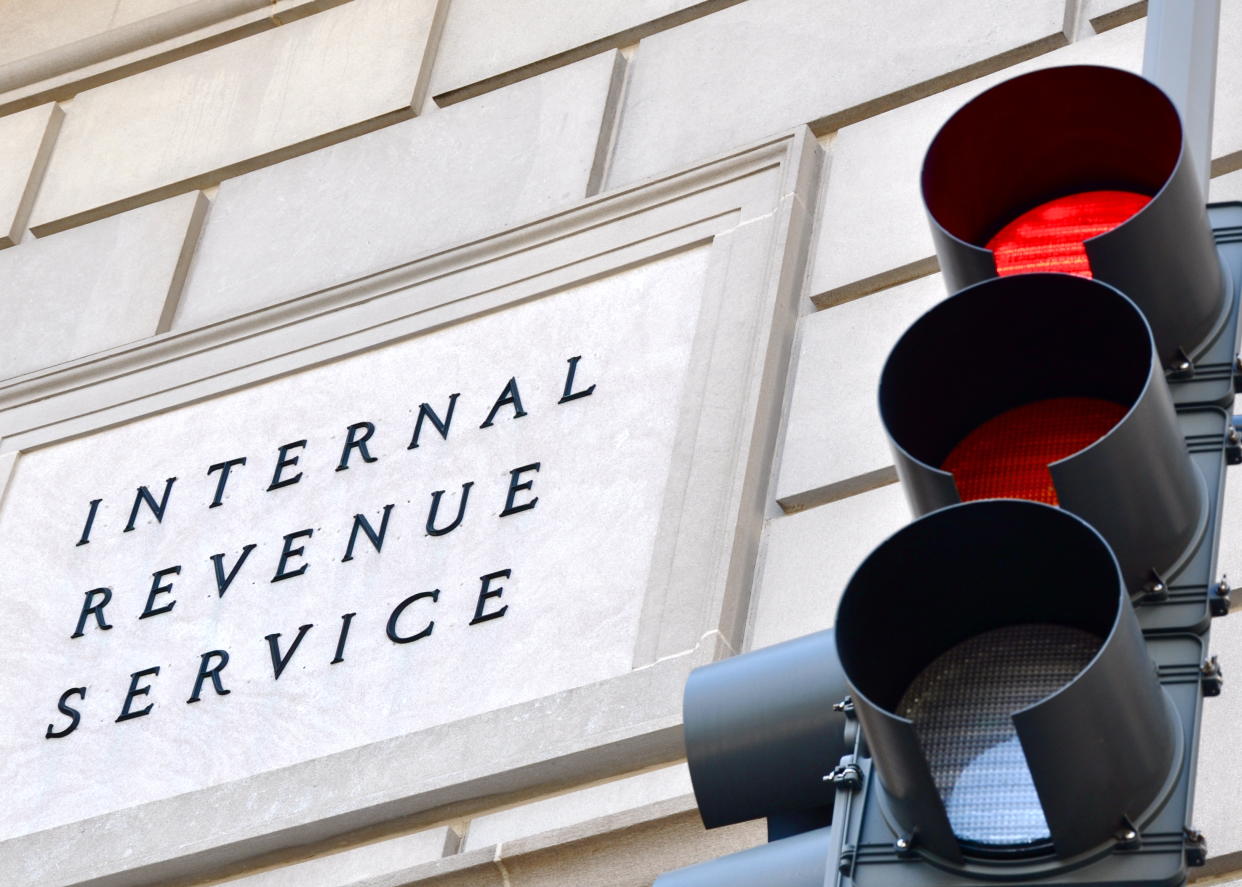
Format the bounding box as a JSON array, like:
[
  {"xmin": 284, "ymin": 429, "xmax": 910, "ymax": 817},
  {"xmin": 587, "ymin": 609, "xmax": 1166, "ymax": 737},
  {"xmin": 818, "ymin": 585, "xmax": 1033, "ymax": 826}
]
[{"xmin": 0, "ymin": 127, "xmax": 820, "ymax": 887}]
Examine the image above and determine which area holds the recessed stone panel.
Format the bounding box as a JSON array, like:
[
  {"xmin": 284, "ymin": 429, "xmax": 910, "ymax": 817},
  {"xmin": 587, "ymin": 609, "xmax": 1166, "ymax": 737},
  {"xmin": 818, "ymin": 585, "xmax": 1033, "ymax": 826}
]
[{"xmin": 0, "ymin": 247, "xmax": 708, "ymax": 842}]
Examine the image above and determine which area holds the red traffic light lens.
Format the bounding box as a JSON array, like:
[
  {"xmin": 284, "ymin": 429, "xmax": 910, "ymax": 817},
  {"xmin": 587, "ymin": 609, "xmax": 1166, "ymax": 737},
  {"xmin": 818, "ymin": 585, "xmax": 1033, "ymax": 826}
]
[
  {"xmin": 941, "ymin": 397, "xmax": 1127, "ymax": 504},
  {"xmin": 921, "ymin": 66, "xmax": 1227, "ymax": 365},
  {"xmin": 986, "ymin": 191, "xmax": 1150, "ymax": 277}
]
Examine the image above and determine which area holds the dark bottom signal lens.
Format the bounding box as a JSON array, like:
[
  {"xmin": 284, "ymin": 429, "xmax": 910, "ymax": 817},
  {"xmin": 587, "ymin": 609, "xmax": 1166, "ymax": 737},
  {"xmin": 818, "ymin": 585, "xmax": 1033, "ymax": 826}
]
[
  {"xmin": 897, "ymin": 623, "xmax": 1102, "ymax": 848},
  {"xmin": 941, "ymin": 397, "xmax": 1127, "ymax": 504},
  {"xmin": 986, "ymin": 190, "xmax": 1151, "ymax": 276}
]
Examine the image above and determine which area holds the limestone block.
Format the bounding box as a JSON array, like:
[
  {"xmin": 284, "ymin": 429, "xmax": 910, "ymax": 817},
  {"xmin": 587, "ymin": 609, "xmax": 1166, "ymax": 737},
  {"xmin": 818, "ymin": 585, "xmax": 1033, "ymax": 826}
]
[
  {"xmin": 28, "ymin": 0, "xmax": 441, "ymax": 236},
  {"xmin": 0, "ymin": 191, "xmax": 205, "ymax": 380},
  {"xmin": 408, "ymin": 865, "xmax": 507, "ymax": 887},
  {"xmin": 1212, "ymin": 168, "xmax": 1242, "ymax": 203},
  {"xmin": 499, "ymin": 810, "xmax": 765, "ymax": 887},
  {"xmin": 0, "ymin": 453, "xmax": 17, "ymax": 513},
  {"xmin": 604, "ymin": 0, "xmax": 1066, "ymax": 188},
  {"xmin": 1194, "ymin": 598, "xmax": 1242, "ymax": 859},
  {"xmin": 463, "ymin": 764, "xmax": 692, "ymax": 852},
  {"xmin": 430, "ymin": 0, "xmax": 712, "ymax": 101},
  {"xmin": 808, "ymin": 19, "xmax": 1144, "ymax": 304},
  {"xmin": 1199, "ymin": 450, "xmax": 1242, "ymax": 860},
  {"xmin": 747, "ymin": 483, "xmax": 908, "ymax": 652},
  {"xmin": 0, "ymin": 1, "xmax": 347, "ymax": 117},
  {"xmin": 174, "ymin": 51, "xmax": 622, "ymax": 329},
  {"xmin": 0, "ymin": 102, "xmax": 60, "ymax": 248},
  {"xmin": 376, "ymin": 808, "xmax": 763, "ymax": 887},
  {"xmin": 0, "ymin": 0, "xmax": 198, "ymax": 67},
  {"xmin": 114, "ymin": 0, "xmax": 212, "ymax": 22},
  {"xmin": 205, "ymin": 827, "xmax": 457, "ymax": 887},
  {"xmin": 1212, "ymin": 0, "xmax": 1242, "ymax": 171},
  {"xmin": 1083, "ymin": 0, "xmax": 1145, "ymax": 31},
  {"xmin": 774, "ymin": 274, "xmax": 946, "ymax": 511}
]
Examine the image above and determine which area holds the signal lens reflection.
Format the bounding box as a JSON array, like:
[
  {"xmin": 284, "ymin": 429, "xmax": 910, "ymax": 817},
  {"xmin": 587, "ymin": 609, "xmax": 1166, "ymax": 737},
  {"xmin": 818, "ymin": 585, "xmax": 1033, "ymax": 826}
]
[
  {"xmin": 897, "ymin": 623, "xmax": 1101, "ymax": 848},
  {"xmin": 942, "ymin": 397, "xmax": 1127, "ymax": 504},
  {"xmin": 987, "ymin": 191, "xmax": 1150, "ymax": 277}
]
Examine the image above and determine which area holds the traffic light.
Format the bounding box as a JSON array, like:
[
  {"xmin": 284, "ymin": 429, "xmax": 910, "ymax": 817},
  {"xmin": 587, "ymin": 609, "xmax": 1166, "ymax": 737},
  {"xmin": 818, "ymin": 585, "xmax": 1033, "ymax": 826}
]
[
  {"xmin": 878, "ymin": 272, "xmax": 1206, "ymax": 602},
  {"xmin": 826, "ymin": 65, "xmax": 1241, "ymax": 885},
  {"xmin": 656, "ymin": 63, "xmax": 1242, "ymax": 887},
  {"xmin": 921, "ymin": 65, "xmax": 1226, "ymax": 376},
  {"xmin": 835, "ymin": 499, "xmax": 1190, "ymax": 877}
]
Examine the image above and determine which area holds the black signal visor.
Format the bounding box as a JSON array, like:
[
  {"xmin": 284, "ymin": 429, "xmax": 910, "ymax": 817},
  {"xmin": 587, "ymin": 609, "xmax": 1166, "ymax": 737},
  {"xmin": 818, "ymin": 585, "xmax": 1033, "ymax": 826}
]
[
  {"xmin": 922, "ymin": 65, "xmax": 1225, "ymax": 367},
  {"xmin": 879, "ymin": 274, "xmax": 1206, "ymax": 597},
  {"xmin": 835, "ymin": 501, "xmax": 1181, "ymax": 865},
  {"xmin": 683, "ymin": 630, "xmax": 850, "ymax": 832}
]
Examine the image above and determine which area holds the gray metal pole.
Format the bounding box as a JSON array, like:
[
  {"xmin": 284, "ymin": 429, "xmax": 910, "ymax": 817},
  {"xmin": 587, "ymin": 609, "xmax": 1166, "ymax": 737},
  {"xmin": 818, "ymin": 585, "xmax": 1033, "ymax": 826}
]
[{"xmin": 1143, "ymin": 0, "xmax": 1221, "ymax": 199}]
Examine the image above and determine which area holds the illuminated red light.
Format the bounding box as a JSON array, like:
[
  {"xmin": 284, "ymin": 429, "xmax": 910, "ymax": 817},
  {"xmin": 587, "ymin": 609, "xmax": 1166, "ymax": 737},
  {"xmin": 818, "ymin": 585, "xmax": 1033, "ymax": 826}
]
[
  {"xmin": 942, "ymin": 398, "xmax": 1128, "ymax": 504},
  {"xmin": 987, "ymin": 191, "xmax": 1151, "ymax": 277}
]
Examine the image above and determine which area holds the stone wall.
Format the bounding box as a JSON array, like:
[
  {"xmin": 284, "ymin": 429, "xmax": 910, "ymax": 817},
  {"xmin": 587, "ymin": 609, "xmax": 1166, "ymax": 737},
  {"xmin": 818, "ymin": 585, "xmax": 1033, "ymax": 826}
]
[{"xmin": 1, "ymin": 1, "xmax": 1241, "ymax": 885}]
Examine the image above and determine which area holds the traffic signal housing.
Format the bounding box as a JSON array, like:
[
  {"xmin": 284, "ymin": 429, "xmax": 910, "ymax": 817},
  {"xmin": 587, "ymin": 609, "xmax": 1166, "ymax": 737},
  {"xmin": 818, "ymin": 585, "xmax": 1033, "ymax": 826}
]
[
  {"xmin": 653, "ymin": 631, "xmax": 851, "ymax": 885},
  {"xmin": 922, "ymin": 65, "xmax": 1227, "ymax": 373},
  {"xmin": 879, "ymin": 273, "xmax": 1206, "ymax": 601},
  {"xmin": 829, "ymin": 65, "xmax": 1242, "ymax": 886},
  {"xmin": 656, "ymin": 62, "xmax": 1242, "ymax": 887},
  {"xmin": 835, "ymin": 500, "xmax": 1192, "ymax": 881}
]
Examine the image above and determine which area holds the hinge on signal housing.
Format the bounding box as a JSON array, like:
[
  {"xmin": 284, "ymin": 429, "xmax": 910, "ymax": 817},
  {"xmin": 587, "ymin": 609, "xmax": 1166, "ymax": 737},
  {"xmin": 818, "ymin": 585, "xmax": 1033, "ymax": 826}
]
[
  {"xmin": 1185, "ymin": 828, "xmax": 1207, "ymax": 867},
  {"xmin": 1201, "ymin": 656, "xmax": 1224, "ymax": 697}
]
